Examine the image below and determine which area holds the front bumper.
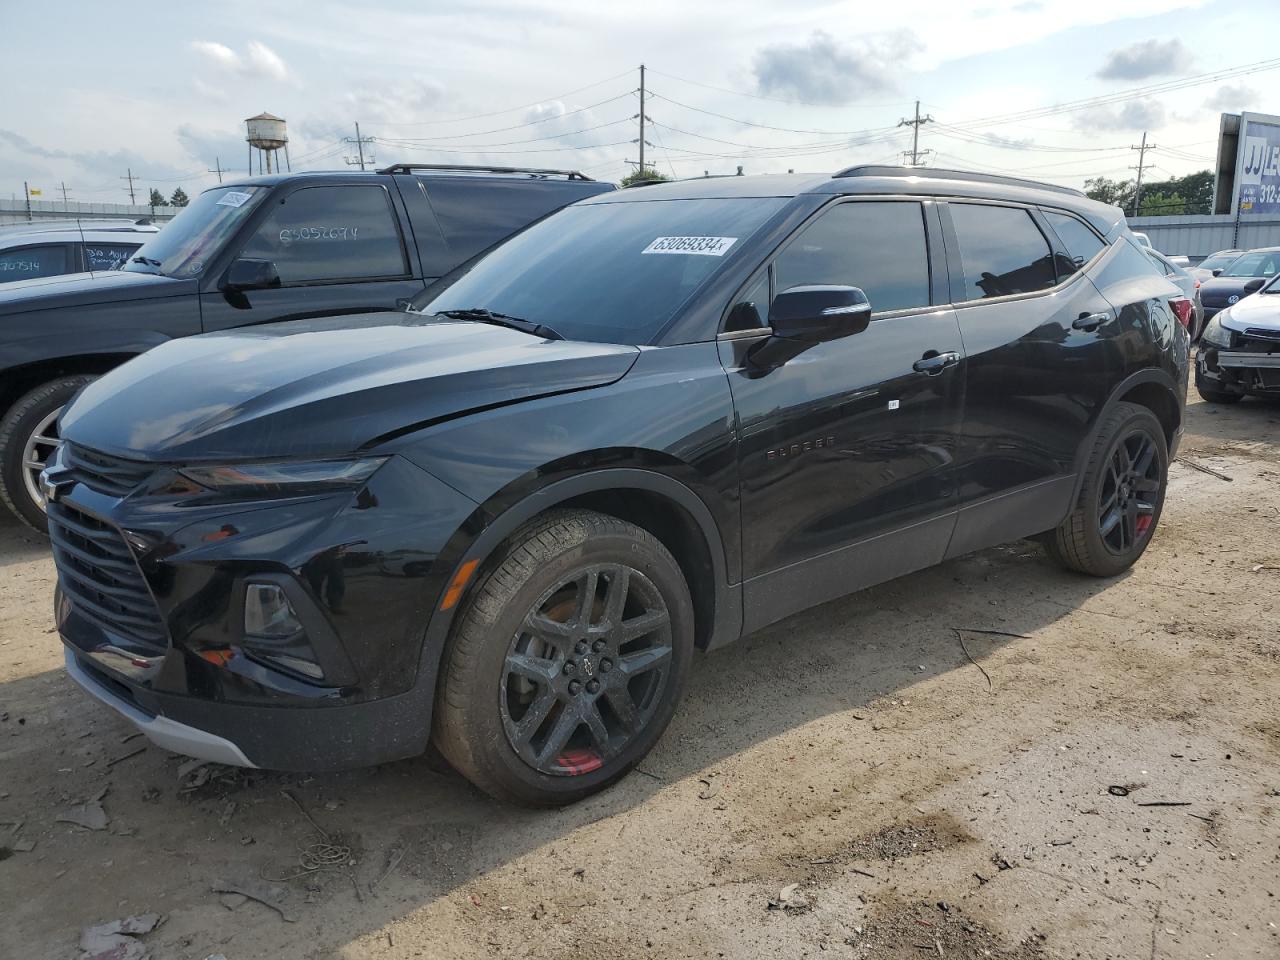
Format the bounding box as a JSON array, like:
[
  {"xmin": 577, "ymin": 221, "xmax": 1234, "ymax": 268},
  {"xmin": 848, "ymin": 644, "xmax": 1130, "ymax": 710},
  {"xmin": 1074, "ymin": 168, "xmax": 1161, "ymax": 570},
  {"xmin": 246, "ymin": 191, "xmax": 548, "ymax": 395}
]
[
  {"xmin": 52, "ymin": 453, "xmax": 478, "ymax": 771},
  {"xmin": 1198, "ymin": 341, "xmax": 1280, "ymax": 397}
]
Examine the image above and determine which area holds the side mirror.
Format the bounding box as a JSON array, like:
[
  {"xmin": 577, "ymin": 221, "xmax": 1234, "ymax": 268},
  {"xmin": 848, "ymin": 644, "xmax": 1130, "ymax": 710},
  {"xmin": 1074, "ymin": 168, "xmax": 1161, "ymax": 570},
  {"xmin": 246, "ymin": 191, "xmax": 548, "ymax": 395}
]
[
  {"xmin": 222, "ymin": 258, "xmax": 281, "ymax": 292},
  {"xmin": 1212, "ymin": 268, "xmax": 1224, "ymax": 277},
  {"xmin": 1243, "ymin": 278, "xmax": 1266, "ymax": 294},
  {"xmin": 768, "ymin": 285, "xmax": 872, "ymax": 341}
]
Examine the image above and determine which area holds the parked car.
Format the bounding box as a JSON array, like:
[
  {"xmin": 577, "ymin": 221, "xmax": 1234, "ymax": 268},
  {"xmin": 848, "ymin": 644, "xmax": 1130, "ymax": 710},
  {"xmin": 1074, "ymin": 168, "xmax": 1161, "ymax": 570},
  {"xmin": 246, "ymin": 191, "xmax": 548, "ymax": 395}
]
[
  {"xmin": 49, "ymin": 165, "xmax": 1188, "ymax": 805},
  {"xmin": 0, "ymin": 164, "xmax": 614, "ymax": 532},
  {"xmin": 1166, "ymin": 254, "xmax": 1190, "ymax": 268},
  {"xmin": 1146, "ymin": 248, "xmax": 1204, "ymax": 338},
  {"xmin": 1187, "ymin": 249, "xmax": 1244, "ymax": 283},
  {"xmin": 0, "ymin": 219, "xmax": 159, "ymax": 283},
  {"xmin": 1198, "ymin": 247, "xmax": 1280, "ymax": 324},
  {"xmin": 1196, "ymin": 272, "xmax": 1280, "ymax": 403}
]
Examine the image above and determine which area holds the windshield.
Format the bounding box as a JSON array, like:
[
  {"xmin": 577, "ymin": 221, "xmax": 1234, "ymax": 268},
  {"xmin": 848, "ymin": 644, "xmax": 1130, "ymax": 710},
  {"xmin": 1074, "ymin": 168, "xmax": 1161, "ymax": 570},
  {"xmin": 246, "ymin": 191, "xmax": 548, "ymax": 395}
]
[
  {"xmin": 1200, "ymin": 251, "xmax": 1241, "ymax": 271},
  {"xmin": 123, "ymin": 186, "xmax": 265, "ymax": 278},
  {"xmin": 417, "ymin": 197, "xmax": 788, "ymax": 344},
  {"xmin": 1222, "ymin": 250, "xmax": 1280, "ymax": 278}
]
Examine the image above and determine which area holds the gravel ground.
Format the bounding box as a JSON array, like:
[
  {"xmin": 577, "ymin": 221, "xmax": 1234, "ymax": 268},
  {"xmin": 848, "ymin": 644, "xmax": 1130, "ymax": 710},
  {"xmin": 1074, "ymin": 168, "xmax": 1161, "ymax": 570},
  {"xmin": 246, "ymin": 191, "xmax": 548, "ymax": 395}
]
[{"xmin": 2, "ymin": 383, "xmax": 1279, "ymax": 960}]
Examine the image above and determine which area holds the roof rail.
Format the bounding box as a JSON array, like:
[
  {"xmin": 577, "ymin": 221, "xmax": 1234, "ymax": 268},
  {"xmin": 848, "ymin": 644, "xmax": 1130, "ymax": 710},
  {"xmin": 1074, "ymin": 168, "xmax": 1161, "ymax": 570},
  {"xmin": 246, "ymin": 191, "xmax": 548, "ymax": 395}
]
[
  {"xmin": 376, "ymin": 163, "xmax": 594, "ymax": 181},
  {"xmin": 832, "ymin": 165, "xmax": 1085, "ymax": 198}
]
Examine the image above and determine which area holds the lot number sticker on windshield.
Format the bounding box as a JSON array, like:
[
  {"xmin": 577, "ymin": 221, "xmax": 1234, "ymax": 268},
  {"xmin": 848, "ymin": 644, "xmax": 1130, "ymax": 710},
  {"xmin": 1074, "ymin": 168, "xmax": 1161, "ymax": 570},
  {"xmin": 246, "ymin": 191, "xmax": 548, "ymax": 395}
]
[
  {"xmin": 216, "ymin": 191, "xmax": 253, "ymax": 208},
  {"xmin": 642, "ymin": 236, "xmax": 737, "ymax": 256}
]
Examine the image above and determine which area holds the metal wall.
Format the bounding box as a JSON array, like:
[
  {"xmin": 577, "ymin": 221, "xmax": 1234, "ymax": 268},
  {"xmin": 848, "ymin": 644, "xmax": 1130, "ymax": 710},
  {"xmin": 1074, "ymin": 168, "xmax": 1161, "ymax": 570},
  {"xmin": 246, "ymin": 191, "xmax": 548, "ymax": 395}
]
[
  {"xmin": 1126, "ymin": 213, "xmax": 1280, "ymax": 258},
  {"xmin": 0, "ymin": 198, "xmax": 180, "ymax": 225}
]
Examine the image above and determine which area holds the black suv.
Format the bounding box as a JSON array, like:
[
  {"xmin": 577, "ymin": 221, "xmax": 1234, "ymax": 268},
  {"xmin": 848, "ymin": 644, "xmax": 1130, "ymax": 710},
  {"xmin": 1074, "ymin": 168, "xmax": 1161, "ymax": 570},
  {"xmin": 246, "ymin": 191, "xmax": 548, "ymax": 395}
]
[
  {"xmin": 0, "ymin": 164, "xmax": 613, "ymax": 532},
  {"xmin": 50, "ymin": 167, "xmax": 1188, "ymax": 806}
]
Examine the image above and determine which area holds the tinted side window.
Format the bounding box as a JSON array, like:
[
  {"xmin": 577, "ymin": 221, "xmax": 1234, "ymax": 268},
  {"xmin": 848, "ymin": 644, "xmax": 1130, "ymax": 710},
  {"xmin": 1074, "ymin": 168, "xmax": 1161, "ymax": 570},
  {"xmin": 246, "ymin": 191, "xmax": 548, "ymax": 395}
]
[
  {"xmin": 0, "ymin": 244, "xmax": 67, "ymax": 281},
  {"xmin": 950, "ymin": 203, "xmax": 1056, "ymax": 300},
  {"xmin": 1043, "ymin": 210, "xmax": 1106, "ymax": 279},
  {"xmin": 774, "ymin": 201, "xmax": 931, "ymax": 313},
  {"xmin": 84, "ymin": 243, "xmax": 138, "ymax": 271},
  {"xmin": 426, "ymin": 179, "xmax": 578, "ymax": 263},
  {"xmin": 240, "ymin": 185, "xmax": 408, "ymax": 283}
]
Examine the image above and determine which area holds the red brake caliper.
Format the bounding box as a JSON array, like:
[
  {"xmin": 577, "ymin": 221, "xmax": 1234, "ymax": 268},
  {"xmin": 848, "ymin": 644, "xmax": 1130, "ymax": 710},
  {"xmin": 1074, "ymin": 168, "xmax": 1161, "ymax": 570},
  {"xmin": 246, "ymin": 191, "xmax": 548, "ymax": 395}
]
[{"xmin": 556, "ymin": 749, "xmax": 604, "ymax": 775}]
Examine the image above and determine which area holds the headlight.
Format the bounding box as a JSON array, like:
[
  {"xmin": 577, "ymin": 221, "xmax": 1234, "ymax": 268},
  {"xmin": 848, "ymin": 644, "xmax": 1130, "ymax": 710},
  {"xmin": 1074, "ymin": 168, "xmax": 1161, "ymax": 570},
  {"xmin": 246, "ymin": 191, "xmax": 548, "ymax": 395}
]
[
  {"xmin": 1201, "ymin": 313, "xmax": 1234, "ymax": 348},
  {"xmin": 179, "ymin": 456, "xmax": 387, "ymax": 494}
]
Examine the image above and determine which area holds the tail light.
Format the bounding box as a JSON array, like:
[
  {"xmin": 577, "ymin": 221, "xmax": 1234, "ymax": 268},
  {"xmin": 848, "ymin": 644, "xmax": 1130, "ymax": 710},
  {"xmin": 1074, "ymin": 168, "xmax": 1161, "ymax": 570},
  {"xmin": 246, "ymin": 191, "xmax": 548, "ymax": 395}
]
[
  {"xmin": 1194, "ymin": 279, "xmax": 1201, "ymax": 289},
  {"xmin": 1170, "ymin": 296, "xmax": 1193, "ymax": 329}
]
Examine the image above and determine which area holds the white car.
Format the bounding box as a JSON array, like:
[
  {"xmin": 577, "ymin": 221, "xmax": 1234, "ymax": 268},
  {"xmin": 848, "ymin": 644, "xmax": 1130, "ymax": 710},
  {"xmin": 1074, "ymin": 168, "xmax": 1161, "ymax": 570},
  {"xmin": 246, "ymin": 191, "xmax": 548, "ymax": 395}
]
[
  {"xmin": 0, "ymin": 219, "xmax": 160, "ymax": 284},
  {"xmin": 1196, "ymin": 273, "xmax": 1280, "ymax": 403}
]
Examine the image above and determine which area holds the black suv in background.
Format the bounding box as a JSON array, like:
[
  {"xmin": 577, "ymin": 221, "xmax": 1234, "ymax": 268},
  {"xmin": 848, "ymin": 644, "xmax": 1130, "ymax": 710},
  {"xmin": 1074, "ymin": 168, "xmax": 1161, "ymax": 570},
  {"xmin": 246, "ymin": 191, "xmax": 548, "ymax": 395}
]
[
  {"xmin": 0, "ymin": 164, "xmax": 613, "ymax": 531},
  {"xmin": 50, "ymin": 167, "xmax": 1188, "ymax": 806}
]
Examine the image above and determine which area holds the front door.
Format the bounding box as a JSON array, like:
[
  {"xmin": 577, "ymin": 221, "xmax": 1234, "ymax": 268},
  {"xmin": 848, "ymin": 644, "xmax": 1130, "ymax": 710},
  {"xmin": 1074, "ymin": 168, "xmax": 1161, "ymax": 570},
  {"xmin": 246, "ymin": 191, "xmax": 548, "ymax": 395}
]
[
  {"xmin": 719, "ymin": 199, "xmax": 966, "ymax": 632},
  {"xmin": 199, "ymin": 182, "xmax": 424, "ymax": 332}
]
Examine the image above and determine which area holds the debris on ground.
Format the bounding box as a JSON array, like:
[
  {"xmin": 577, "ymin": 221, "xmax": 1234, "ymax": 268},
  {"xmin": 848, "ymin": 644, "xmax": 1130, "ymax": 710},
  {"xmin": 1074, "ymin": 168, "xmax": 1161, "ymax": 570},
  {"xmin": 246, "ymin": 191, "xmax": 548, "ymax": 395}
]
[
  {"xmin": 211, "ymin": 878, "xmax": 297, "ymax": 923},
  {"xmin": 58, "ymin": 789, "xmax": 109, "ymax": 831},
  {"xmin": 767, "ymin": 882, "xmax": 811, "ymax": 913},
  {"xmin": 78, "ymin": 913, "xmax": 162, "ymax": 960}
]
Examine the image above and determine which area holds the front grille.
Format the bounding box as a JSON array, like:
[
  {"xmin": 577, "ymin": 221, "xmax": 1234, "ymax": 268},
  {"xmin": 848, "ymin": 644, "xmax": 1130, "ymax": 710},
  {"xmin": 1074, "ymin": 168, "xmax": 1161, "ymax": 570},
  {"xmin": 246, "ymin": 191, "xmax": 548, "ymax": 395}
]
[
  {"xmin": 64, "ymin": 443, "xmax": 154, "ymax": 497},
  {"xmin": 1243, "ymin": 327, "xmax": 1280, "ymax": 343},
  {"xmin": 48, "ymin": 501, "xmax": 166, "ymax": 653}
]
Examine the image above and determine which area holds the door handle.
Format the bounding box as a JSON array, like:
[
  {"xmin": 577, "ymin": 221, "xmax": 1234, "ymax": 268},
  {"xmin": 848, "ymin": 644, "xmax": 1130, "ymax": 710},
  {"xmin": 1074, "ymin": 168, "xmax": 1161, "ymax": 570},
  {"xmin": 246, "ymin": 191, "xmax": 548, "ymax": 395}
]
[
  {"xmin": 912, "ymin": 351, "xmax": 960, "ymax": 375},
  {"xmin": 1073, "ymin": 312, "xmax": 1108, "ymax": 332}
]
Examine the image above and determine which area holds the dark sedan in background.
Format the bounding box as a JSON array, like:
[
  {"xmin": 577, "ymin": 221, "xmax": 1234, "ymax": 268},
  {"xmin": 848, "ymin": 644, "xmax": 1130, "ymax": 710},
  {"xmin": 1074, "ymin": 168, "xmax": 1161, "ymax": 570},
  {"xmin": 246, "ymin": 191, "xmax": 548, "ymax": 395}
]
[{"xmin": 1198, "ymin": 247, "xmax": 1280, "ymax": 323}]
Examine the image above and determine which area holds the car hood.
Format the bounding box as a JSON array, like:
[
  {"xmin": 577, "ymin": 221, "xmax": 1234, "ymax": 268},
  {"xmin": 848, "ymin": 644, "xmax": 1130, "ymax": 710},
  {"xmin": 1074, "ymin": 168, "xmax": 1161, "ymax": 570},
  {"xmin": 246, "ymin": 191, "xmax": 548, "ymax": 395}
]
[
  {"xmin": 1219, "ymin": 292, "xmax": 1280, "ymax": 333},
  {"xmin": 0, "ymin": 269, "xmax": 193, "ymax": 313},
  {"xmin": 1199, "ymin": 276, "xmax": 1268, "ymax": 304},
  {"xmin": 61, "ymin": 313, "xmax": 641, "ymax": 461}
]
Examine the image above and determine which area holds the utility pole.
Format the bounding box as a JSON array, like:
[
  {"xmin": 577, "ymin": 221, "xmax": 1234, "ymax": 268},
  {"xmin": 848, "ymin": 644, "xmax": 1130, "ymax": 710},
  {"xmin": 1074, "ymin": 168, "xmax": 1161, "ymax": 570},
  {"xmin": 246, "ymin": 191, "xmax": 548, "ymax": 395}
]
[
  {"xmin": 898, "ymin": 100, "xmax": 934, "ymax": 167},
  {"xmin": 24, "ymin": 181, "xmax": 32, "ymax": 220},
  {"xmin": 1129, "ymin": 131, "xmax": 1157, "ymax": 216},
  {"xmin": 344, "ymin": 122, "xmax": 373, "ymax": 171},
  {"xmin": 120, "ymin": 168, "xmax": 137, "ymax": 204},
  {"xmin": 59, "ymin": 181, "xmax": 70, "ymax": 203},
  {"xmin": 208, "ymin": 157, "xmax": 223, "ymax": 184},
  {"xmin": 639, "ymin": 64, "xmax": 646, "ymax": 175}
]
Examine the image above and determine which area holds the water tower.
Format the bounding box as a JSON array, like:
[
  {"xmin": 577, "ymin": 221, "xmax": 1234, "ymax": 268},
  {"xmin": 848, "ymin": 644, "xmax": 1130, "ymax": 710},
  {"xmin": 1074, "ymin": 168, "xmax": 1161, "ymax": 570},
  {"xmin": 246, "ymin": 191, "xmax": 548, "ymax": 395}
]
[{"xmin": 245, "ymin": 112, "xmax": 290, "ymax": 175}]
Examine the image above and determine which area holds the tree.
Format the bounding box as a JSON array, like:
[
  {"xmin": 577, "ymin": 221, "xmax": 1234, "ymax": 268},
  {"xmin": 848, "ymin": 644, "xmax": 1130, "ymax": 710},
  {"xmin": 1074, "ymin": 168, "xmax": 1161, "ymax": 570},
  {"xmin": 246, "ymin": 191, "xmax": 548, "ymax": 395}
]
[
  {"xmin": 621, "ymin": 167, "xmax": 672, "ymax": 188},
  {"xmin": 1139, "ymin": 191, "xmax": 1186, "ymax": 217},
  {"xmin": 1083, "ymin": 176, "xmax": 1135, "ymax": 211},
  {"xmin": 1131, "ymin": 170, "xmax": 1213, "ymax": 216},
  {"xmin": 170, "ymin": 187, "xmax": 189, "ymax": 207},
  {"xmin": 148, "ymin": 188, "xmax": 165, "ymax": 208}
]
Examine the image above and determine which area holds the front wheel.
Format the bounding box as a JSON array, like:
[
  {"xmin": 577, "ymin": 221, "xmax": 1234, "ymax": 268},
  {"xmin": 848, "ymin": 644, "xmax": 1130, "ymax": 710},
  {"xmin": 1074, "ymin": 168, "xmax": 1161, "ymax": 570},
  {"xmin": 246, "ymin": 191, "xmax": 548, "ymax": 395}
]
[
  {"xmin": 0, "ymin": 376, "xmax": 96, "ymax": 534},
  {"xmin": 433, "ymin": 509, "xmax": 694, "ymax": 806},
  {"xmin": 1044, "ymin": 402, "xmax": 1168, "ymax": 577}
]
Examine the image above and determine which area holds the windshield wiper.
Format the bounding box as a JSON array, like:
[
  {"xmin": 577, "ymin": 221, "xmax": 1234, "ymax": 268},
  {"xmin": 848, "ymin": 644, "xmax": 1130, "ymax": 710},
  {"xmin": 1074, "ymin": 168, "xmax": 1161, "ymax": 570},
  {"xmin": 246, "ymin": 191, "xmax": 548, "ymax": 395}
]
[
  {"xmin": 437, "ymin": 308, "xmax": 564, "ymax": 341},
  {"xmin": 128, "ymin": 255, "xmax": 165, "ymax": 276}
]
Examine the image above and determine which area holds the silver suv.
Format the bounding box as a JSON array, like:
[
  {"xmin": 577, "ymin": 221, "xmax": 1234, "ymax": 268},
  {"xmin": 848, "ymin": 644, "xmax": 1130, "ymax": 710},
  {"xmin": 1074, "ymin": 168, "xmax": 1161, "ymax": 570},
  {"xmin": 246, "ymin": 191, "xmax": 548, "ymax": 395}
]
[{"xmin": 0, "ymin": 219, "xmax": 160, "ymax": 283}]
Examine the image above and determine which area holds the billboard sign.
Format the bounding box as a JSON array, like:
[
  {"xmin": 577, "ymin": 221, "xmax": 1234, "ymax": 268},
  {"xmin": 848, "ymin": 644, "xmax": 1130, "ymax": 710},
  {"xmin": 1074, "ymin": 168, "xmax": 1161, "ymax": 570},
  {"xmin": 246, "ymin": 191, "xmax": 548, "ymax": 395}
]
[
  {"xmin": 1214, "ymin": 111, "xmax": 1280, "ymax": 217},
  {"xmin": 1237, "ymin": 118, "xmax": 1280, "ymax": 215}
]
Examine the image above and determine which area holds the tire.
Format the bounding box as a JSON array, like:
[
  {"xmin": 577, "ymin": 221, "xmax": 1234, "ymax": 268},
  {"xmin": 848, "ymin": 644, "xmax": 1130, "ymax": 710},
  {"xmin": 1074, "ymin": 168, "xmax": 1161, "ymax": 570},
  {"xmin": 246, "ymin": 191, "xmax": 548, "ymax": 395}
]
[
  {"xmin": 1194, "ymin": 371, "xmax": 1242, "ymax": 405},
  {"xmin": 433, "ymin": 509, "xmax": 694, "ymax": 806},
  {"xmin": 0, "ymin": 376, "xmax": 95, "ymax": 534},
  {"xmin": 1044, "ymin": 402, "xmax": 1168, "ymax": 577}
]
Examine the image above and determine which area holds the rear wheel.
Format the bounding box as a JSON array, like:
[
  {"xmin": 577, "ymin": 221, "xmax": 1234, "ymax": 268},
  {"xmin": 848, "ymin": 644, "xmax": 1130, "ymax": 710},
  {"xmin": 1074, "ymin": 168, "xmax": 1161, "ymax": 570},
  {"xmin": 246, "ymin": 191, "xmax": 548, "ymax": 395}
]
[
  {"xmin": 433, "ymin": 509, "xmax": 694, "ymax": 806},
  {"xmin": 0, "ymin": 376, "xmax": 95, "ymax": 534},
  {"xmin": 1045, "ymin": 402, "xmax": 1167, "ymax": 577}
]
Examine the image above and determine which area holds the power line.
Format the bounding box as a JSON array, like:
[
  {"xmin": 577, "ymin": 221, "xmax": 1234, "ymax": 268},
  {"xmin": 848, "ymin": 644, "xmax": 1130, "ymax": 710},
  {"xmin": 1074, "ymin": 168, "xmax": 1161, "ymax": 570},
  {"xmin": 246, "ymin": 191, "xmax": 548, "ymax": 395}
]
[
  {"xmin": 1130, "ymin": 132, "xmax": 1157, "ymax": 216},
  {"xmin": 898, "ymin": 100, "xmax": 934, "ymax": 166},
  {"xmin": 368, "ymin": 70, "xmax": 637, "ymax": 127},
  {"xmin": 647, "ymin": 90, "xmax": 900, "ymax": 137},
  {"xmin": 119, "ymin": 168, "xmax": 137, "ymax": 204},
  {"xmin": 371, "ymin": 93, "xmax": 635, "ymax": 142},
  {"xmin": 645, "ymin": 67, "xmax": 913, "ymax": 110},
  {"xmin": 374, "ymin": 116, "xmax": 635, "ymax": 149}
]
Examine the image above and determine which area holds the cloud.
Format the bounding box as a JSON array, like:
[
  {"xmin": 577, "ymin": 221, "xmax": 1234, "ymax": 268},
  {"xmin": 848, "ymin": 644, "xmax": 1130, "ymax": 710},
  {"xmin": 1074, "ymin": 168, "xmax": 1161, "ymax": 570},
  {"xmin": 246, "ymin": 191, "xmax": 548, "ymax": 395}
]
[
  {"xmin": 189, "ymin": 39, "xmax": 291, "ymax": 82},
  {"xmin": 1097, "ymin": 39, "xmax": 1189, "ymax": 81},
  {"xmin": 1204, "ymin": 83, "xmax": 1257, "ymax": 113},
  {"xmin": 752, "ymin": 30, "xmax": 921, "ymax": 106},
  {"xmin": 1074, "ymin": 98, "xmax": 1167, "ymax": 132}
]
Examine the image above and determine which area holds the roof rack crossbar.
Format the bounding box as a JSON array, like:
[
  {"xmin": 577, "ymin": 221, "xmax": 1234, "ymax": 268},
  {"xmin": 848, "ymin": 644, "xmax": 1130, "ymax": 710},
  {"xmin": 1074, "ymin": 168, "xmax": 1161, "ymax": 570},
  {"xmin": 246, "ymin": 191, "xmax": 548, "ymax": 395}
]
[
  {"xmin": 376, "ymin": 162, "xmax": 594, "ymax": 181},
  {"xmin": 832, "ymin": 165, "xmax": 1085, "ymax": 198}
]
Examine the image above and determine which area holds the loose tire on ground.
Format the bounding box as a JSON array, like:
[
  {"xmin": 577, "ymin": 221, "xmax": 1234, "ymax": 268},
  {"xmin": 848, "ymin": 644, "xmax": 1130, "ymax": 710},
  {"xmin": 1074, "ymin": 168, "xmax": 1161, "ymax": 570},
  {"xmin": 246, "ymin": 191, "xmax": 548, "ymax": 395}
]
[
  {"xmin": 433, "ymin": 508, "xmax": 694, "ymax": 806},
  {"xmin": 0, "ymin": 376, "xmax": 95, "ymax": 534},
  {"xmin": 1044, "ymin": 401, "xmax": 1168, "ymax": 577}
]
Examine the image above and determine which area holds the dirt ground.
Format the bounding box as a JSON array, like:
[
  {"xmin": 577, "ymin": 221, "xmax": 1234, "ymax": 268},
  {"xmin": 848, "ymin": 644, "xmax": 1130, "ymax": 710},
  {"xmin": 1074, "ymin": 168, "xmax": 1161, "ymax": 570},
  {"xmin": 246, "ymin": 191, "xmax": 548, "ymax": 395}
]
[{"xmin": 3, "ymin": 382, "xmax": 1280, "ymax": 960}]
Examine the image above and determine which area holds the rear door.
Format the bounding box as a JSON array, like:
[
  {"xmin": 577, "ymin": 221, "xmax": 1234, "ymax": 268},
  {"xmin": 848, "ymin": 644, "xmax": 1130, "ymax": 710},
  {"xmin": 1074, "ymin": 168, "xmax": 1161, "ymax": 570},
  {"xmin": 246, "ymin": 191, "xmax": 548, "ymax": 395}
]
[
  {"xmin": 940, "ymin": 200, "xmax": 1117, "ymax": 557},
  {"xmin": 198, "ymin": 181, "xmax": 425, "ymax": 332},
  {"xmin": 720, "ymin": 198, "xmax": 966, "ymax": 630}
]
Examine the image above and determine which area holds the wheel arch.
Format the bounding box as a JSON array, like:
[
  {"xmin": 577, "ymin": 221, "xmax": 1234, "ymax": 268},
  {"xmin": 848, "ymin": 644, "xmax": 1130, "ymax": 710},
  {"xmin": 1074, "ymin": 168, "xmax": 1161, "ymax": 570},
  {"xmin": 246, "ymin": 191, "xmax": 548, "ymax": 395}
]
[
  {"xmin": 0, "ymin": 338, "xmax": 166, "ymax": 421},
  {"xmin": 1069, "ymin": 368, "xmax": 1182, "ymax": 505},
  {"xmin": 415, "ymin": 467, "xmax": 743, "ymax": 692}
]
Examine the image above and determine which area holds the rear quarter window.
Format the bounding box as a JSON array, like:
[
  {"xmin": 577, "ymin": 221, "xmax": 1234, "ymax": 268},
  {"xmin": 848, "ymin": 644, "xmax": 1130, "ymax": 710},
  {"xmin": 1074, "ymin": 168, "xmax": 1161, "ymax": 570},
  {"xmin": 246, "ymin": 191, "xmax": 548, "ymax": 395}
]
[
  {"xmin": 424, "ymin": 179, "xmax": 586, "ymax": 263},
  {"xmin": 949, "ymin": 203, "xmax": 1057, "ymax": 300},
  {"xmin": 0, "ymin": 244, "xmax": 68, "ymax": 281},
  {"xmin": 1043, "ymin": 210, "xmax": 1107, "ymax": 279}
]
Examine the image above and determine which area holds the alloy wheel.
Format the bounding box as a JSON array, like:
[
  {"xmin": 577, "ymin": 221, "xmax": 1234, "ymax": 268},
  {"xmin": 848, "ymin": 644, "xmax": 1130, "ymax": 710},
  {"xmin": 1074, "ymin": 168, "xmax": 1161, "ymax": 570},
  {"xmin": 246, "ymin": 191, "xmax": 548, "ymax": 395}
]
[
  {"xmin": 1096, "ymin": 426, "xmax": 1161, "ymax": 555},
  {"xmin": 500, "ymin": 563, "xmax": 673, "ymax": 776},
  {"xmin": 20, "ymin": 406, "xmax": 62, "ymax": 515}
]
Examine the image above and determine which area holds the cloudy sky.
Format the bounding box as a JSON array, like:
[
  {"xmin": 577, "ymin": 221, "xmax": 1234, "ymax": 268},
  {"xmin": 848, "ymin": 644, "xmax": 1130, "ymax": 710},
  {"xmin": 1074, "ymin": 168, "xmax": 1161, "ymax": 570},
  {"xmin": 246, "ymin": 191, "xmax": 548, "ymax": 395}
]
[{"xmin": 2, "ymin": 0, "xmax": 1276, "ymax": 203}]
